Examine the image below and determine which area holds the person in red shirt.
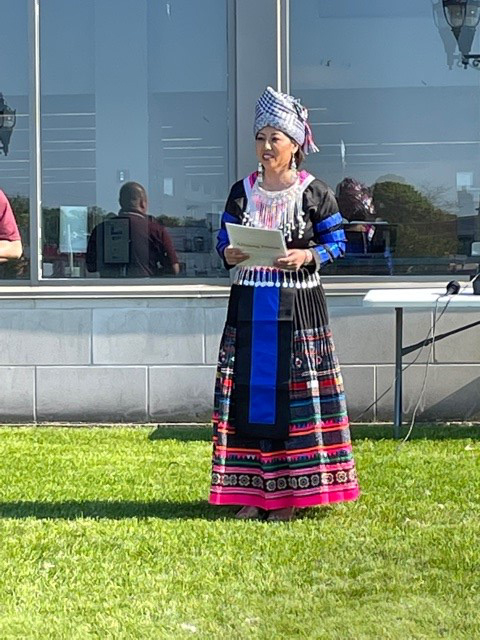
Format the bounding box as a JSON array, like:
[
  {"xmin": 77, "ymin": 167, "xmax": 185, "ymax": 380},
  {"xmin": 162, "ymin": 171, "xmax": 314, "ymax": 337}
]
[
  {"xmin": 0, "ymin": 189, "xmax": 22, "ymax": 262},
  {"xmin": 86, "ymin": 182, "xmax": 180, "ymax": 277}
]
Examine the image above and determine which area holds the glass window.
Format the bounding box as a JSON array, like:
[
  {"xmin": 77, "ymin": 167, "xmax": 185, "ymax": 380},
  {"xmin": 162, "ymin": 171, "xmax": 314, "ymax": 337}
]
[
  {"xmin": 291, "ymin": 0, "xmax": 480, "ymax": 276},
  {"xmin": 0, "ymin": 0, "xmax": 30, "ymax": 280},
  {"xmin": 40, "ymin": 0, "xmax": 229, "ymax": 280}
]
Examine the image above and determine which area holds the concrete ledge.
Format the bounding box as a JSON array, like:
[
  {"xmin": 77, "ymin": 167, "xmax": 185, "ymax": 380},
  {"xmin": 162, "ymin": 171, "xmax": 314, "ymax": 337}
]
[
  {"xmin": 0, "ymin": 278, "xmax": 460, "ymax": 300},
  {"xmin": 93, "ymin": 308, "xmax": 205, "ymax": 365},
  {"xmin": 341, "ymin": 366, "xmax": 375, "ymax": 421},
  {"xmin": 0, "ymin": 310, "xmax": 91, "ymax": 365},
  {"xmin": 205, "ymin": 307, "xmax": 227, "ymax": 364},
  {"xmin": 433, "ymin": 310, "xmax": 480, "ymax": 364},
  {"xmin": 36, "ymin": 367, "xmax": 148, "ymax": 422},
  {"xmin": 376, "ymin": 364, "xmax": 480, "ymax": 421},
  {"xmin": 149, "ymin": 366, "xmax": 216, "ymax": 422},
  {"xmin": 331, "ymin": 308, "xmax": 432, "ymax": 365},
  {"xmin": 0, "ymin": 368, "xmax": 35, "ymax": 422}
]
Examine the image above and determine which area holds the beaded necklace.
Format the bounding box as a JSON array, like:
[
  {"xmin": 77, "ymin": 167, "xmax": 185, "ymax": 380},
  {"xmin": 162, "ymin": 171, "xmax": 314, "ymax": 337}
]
[{"xmin": 242, "ymin": 176, "xmax": 306, "ymax": 242}]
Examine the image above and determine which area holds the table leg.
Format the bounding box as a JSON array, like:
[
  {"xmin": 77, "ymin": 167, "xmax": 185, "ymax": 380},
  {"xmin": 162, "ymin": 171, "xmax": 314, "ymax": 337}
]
[{"xmin": 393, "ymin": 307, "xmax": 403, "ymax": 438}]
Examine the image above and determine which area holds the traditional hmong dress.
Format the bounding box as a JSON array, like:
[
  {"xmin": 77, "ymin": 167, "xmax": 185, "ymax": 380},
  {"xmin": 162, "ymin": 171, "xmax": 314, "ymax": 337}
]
[{"xmin": 209, "ymin": 169, "xmax": 360, "ymax": 510}]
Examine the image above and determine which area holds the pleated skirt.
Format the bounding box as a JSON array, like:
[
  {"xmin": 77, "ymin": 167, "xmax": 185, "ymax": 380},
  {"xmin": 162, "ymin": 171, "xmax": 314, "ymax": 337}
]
[{"xmin": 209, "ymin": 277, "xmax": 360, "ymax": 510}]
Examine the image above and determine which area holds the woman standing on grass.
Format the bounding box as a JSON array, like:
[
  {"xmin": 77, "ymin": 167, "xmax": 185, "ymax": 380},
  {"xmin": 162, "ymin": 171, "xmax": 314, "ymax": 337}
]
[{"xmin": 209, "ymin": 87, "xmax": 360, "ymax": 521}]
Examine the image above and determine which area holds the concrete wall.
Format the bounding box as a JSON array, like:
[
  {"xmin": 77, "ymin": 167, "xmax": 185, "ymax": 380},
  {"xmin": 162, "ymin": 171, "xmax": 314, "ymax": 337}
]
[{"xmin": 0, "ymin": 289, "xmax": 479, "ymax": 423}]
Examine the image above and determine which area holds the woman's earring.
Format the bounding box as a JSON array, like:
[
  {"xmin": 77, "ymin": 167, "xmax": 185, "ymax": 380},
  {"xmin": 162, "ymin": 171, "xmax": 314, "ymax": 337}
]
[
  {"xmin": 257, "ymin": 161, "xmax": 263, "ymax": 184},
  {"xmin": 291, "ymin": 154, "xmax": 297, "ymax": 175}
]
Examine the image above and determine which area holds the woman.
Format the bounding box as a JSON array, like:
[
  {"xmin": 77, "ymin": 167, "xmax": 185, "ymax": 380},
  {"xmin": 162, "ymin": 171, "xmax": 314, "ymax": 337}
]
[{"xmin": 209, "ymin": 87, "xmax": 360, "ymax": 521}]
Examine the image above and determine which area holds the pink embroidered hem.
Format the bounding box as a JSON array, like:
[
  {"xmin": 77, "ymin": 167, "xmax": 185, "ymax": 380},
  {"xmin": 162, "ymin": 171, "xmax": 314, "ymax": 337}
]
[{"xmin": 209, "ymin": 486, "xmax": 360, "ymax": 511}]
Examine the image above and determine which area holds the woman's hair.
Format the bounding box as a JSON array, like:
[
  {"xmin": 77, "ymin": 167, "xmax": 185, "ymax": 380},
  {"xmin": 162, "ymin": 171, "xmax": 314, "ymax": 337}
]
[
  {"xmin": 294, "ymin": 148, "xmax": 305, "ymax": 169},
  {"xmin": 335, "ymin": 177, "xmax": 375, "ymax": 222},
  {"xmin": 286, "ymin": 135, "xmax": 305, "ymax": 168}
]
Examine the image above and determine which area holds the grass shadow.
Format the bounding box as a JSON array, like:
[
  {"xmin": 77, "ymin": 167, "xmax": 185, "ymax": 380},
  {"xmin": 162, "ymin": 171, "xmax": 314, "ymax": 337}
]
[
  {"xmin": 148, "ymin": 423, "xmax": 480, "ymax": 444},
  {"xmin": 0, "ymin": 500, "xmax": 336, "ymax": 522},
  {"xmin": 148, "ymin": 425, "xmax": 211, "ymax": 442},
  {"xmin": 351, "ymin": 423, "xmax": 480, "ymax": 441},
  {"xmin": 0, "ymin": 499, "xmax": 235, "ymax": 521}
]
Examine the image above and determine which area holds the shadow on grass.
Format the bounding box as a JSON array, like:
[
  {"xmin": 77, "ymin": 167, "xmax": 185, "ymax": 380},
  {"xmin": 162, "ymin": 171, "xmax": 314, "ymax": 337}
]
[
  {"xmin": 351, "ymin": 423, "xmax": 480, "ymax": 441},
  {"xmin": 148, "ymin": 425, "xmax": 211, "ymax": 442},
  {"xmin": 0, "ymin": 500, "xmax": 234, "ymax": 521},
  {"xmin": 0, "ymin": 500, "xmax": 336, "ymax": 522},
  {"xmin": 147, "ymin": 423, "xmax": 480, "ymax": 443}
]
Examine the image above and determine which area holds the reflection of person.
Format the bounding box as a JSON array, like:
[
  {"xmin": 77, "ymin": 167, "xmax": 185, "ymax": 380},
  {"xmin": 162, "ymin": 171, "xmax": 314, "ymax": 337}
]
[
  {"xmin": 0, "ymin": 189, "xmax": 22, "ymax": 262},
  {"xmin": 209, "ymin": 87, "xmax": 360, "ymax": 521},
  {"xmin": 336, "ymin": 177, "xmax": 393, "ymax": 274},
  {"xmin": 86, "ymin": 182, "xmax": 180, "ymax": 277},
  {"xmin": 336, "ymin": 177, "xmax": 375, "ymax": 222},
  {"xmin": 336, "ymin": 177, "xmax": 376, "ymax": 253}
]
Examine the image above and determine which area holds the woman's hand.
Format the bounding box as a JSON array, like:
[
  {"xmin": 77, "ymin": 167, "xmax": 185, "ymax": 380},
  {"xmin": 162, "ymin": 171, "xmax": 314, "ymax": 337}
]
[
  {"xmin": 224, "ymin": 245, "xmax": 249, "ymax": 266},
  {"xmin": 275, "ymin": 249, "xmax": 311, "ymax": 270}
]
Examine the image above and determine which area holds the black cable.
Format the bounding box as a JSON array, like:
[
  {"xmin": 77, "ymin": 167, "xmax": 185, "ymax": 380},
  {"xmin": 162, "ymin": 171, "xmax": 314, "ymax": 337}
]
[{"xmin": 399, "ymin": 280, "xmax": 472, "ymax": 445}]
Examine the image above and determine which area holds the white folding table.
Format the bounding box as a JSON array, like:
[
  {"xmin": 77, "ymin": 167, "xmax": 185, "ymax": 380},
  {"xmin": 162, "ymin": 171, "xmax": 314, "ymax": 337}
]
[{"xmin": 363, "ymin": 287, "xmax": 480, "ymax": 437}]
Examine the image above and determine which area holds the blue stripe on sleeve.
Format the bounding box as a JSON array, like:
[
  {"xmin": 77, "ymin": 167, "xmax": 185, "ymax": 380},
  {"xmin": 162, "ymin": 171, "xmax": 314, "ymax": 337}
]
[
  {"xmin": 221, "ymin": 211, "xmax": 238, "ymax": 228},
  {"xmin": 314, "ymin": 246, "xmax": 331, "ymax": 264},
  {"xmin": 216, "ymin": 228, "xmax": 229, "ymax": 255},
  {"xmin": 328, "ymin": 243, "xmax": 345, "ymax": 259},
  {"xmin": 314, "ymin": 242, "xmax": 346, "ymax": 265},
  {"xmin": 321, "ymin": 228, "xmax": 346, "ymax": 244},
  {"xmin": 216, "ymin": 211, "xmax": 240, "ymax": 257},
  {"xmin": 314, "ymin": 211, "xmax": 343, "ymax": 233},
  {"xmin": 312, "ymin": 211, "xmax": 346, "ymax": 266}
]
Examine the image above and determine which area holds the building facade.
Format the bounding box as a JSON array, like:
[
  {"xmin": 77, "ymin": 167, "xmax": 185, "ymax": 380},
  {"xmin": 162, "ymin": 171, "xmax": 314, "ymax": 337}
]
[{"xmin": 0, "ymin": 0, "xmax": 479, "ymax": 422}]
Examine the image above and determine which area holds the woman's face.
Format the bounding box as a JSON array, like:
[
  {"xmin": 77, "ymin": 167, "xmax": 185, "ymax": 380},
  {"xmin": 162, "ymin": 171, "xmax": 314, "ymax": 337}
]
[{"xmin": 255, "ymin": 126, "xmax": 298, "ymax": 173}]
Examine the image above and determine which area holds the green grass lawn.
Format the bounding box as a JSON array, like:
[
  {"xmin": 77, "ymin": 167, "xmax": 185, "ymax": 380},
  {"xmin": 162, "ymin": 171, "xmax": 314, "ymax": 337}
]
[{"xmin": 0, "ymin": 424, "xmax": 479, "ymax": 639}]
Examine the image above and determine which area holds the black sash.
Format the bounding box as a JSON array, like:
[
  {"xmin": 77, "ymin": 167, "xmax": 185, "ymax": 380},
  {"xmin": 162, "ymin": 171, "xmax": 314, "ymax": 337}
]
[{"xmin": 228, "ymin": 284, "xmax": 294, "ymax": 439}]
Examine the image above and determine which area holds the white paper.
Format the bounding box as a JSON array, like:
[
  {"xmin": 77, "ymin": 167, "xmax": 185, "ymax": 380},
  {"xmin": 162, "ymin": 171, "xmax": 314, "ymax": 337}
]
[{"xmin": 225, "ymin": 223, "xmax": 287, "ymax": 267}]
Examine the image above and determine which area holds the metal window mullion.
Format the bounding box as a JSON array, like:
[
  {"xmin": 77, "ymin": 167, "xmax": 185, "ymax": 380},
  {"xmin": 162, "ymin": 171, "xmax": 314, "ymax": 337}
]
[
  {"xmin": 276, "ymin": 0, "xmax": 281, "ymax": 91},
  {"xmin": 227, "ymin": 0, "xmax": 237, "ymax": 183},
  {"xmin": 283, "ymin": 0, "xmax": 290, "ymax": 93},
  {"xmin": 277, "ymin": 0, "xmax": 289, "ymax": 94},
  {"xmin": 280, "ymin": 0, "xmax": 290, "ymax": 94},
  {"xmin": 28, "ymin": 0, "xmax": 42, "ymax": 286}
]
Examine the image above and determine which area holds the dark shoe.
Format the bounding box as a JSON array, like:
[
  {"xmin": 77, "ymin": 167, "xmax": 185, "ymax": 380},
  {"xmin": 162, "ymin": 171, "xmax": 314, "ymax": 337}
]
[
  {"xmin": 267, "ymin": 507, "xmax": 296, "ymax": 522},
  {"xmin": 235, "ymin": 506, "xmax": 264, "ymax": 520}
]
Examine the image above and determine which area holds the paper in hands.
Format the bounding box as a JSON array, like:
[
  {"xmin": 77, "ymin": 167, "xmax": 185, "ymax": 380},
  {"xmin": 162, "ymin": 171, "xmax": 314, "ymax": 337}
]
[{"xmin": 225, "ymin": 223, "xmax": 287, "ymax": 267}]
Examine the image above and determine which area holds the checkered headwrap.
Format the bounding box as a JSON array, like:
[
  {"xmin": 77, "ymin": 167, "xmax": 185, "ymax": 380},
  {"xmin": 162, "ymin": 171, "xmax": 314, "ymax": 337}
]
[{"xmin": 254, "ymin": 86, "xmax": 319, "ymax": 155}]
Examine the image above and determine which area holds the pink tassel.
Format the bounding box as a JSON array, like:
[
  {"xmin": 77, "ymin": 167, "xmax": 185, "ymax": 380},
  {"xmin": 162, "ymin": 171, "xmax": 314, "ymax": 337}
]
[{"xmin": 303, "ymin": 121, "xmax": 319, "ymax": 154}]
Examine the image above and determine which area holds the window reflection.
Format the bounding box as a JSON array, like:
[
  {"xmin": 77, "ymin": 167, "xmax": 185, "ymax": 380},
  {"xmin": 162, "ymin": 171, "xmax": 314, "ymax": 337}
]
[
  {"xmin": 40, "ymin": 0, "xmax": 229, "ymax": 279},
  {"xmin": 291, "ymin": 0, "xmax": 480, "ymax": 276},
  {"xmin": 0, "ymin": 0, "xmax": 30, "ymax": 280}
]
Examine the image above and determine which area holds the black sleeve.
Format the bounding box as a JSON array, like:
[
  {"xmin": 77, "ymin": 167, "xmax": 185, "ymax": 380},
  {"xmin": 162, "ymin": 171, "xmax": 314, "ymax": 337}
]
[
  {"xmin": 303, "ymin": 179, "xmax": 346, "ymax": 269},
  {"xmin": 216, "ymin": 180, "xmax": 247, "ymax": 269}
]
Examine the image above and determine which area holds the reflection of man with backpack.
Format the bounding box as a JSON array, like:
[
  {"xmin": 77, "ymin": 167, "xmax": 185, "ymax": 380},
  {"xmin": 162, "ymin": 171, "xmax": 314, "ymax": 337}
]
[{"xmin": 86, "ymin": 182, "xmax": 180, "ymax": 277}]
